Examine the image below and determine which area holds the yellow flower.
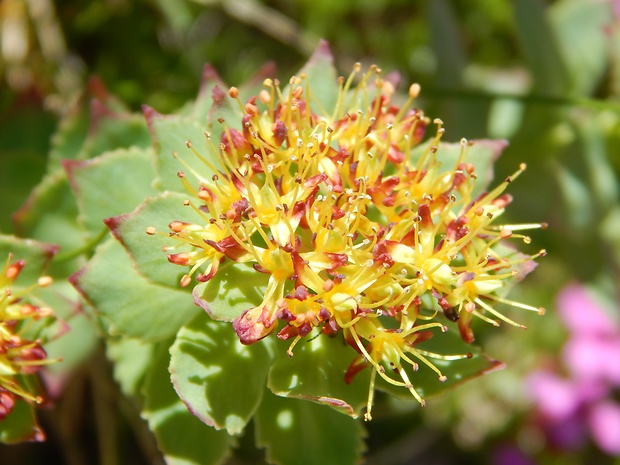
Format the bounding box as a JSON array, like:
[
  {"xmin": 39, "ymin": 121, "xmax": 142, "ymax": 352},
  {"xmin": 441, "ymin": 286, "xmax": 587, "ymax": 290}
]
[
  {"xmin": 158, "ymin": 63, "xmax": 545, "ymax": 417},
  {"xmin": 0, "ymin": 254, "xmax": 56, "ymax": 420}
]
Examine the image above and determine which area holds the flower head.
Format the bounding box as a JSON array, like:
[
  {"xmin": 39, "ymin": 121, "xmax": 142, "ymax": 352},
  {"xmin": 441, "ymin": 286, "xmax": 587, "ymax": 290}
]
[{"xmin": 153, "ymin": 59, "xmax": 544, "ymax": 418}]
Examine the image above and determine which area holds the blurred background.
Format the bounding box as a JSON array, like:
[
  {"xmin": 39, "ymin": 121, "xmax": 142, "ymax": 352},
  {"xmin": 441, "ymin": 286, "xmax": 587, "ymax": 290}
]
[{"xmin": 1, "ymin": 0, "xmax": 619, "ymax": 464}]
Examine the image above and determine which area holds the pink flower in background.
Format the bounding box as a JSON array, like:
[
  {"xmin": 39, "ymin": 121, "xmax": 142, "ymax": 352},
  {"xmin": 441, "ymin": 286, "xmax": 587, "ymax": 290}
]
[{"xmin": 528, "ymin": 284, "xmax": 620, "ymax": 456}]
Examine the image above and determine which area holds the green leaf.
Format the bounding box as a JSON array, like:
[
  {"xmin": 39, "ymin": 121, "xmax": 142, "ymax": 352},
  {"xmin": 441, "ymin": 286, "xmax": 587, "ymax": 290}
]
[
  {"xmin": 295, "ymin": 40, "xmax": 339, "ymax": 117},
  {"xmin": 145, "ymin": 110, "xmax": 223, "ymax": 192},
  {"xmin": 0, "ymin": 400, "xmax": 44, "ymax": 444},
  {"xmin": 374, "ymin": 328, "xmax": 503, "ymax": 401},
  {"xmin": 64, "ymin": 147, "xmax": 158, "ymax": 239},
  {"xmin": 268, "ymin": 334, "xmax": 370, "ymax": 418},
  {"xmin": 106, "ymin": 337, "xmax": 156, "ymax": 397},
  {"xmin": 255, "ymin": 391, "xmax": 366, "ymax": 465},
  {"xmin": 42, "ymin": 283, "xmax": 99, "ymax": 375},
  {"xmin": 192, "ymin": 262, "xmax": 269, "ymax": 322},
  {"xmin": 12, "ymin": 171, "xmax": 83, "ymax": 256},
  {"xmin": 169, "ymin": 312, "xmax": 273, "ymax": 435},
  {"xmin": 143, "ymin": 342, "xmax": 233, "ymax": 465},
  {"xmin": 106, "ymin": 191, "xmax": 204, "ymax": 287},
  {"xmin": 70, "ymin": 238, "xmax": 198, "ymax": 342},
  {"xmin": 47, "ymin": 78, "xmax": 131, "ymax": 171},
  {"xmin": 79, "ymin": 111, "xmax": 152, "ymax": 160}
]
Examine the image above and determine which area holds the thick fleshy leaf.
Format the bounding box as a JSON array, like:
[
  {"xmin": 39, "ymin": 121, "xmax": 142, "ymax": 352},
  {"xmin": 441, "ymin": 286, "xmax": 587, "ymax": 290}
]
[
  {"xmin": 79, "ymin": 111, "xmax": 152, "ymax": 161},
  {"xmin": 170, "ymin": 312, "xmax": 273, "ymax": 435},
  {"xmin": 64, "ymin": 147, "xmax": 158, "ymax": 239},
  {"xmin": 47, "ymin": 78, "xmax": 132, "ymax": 171},
  {"xmin": 374, "ymin": 328, "xmax": 504, "ymax": 401},
  {"xmin": 106, "ymin": 337, "xmax": 156, "ymax": 397},
  {"xmin": 145, "ymin": 110, "xmax": 222, "ymax": 193},
  {"xmin": 255, "ymin": 390, "xmax": 366, "ymax": 465},
  {"xmin": 12, "ymin": 171, "xmax": 82, "ymax": 256},
  {"xmin": 106, "ymin": 191, "xmax": 204, "ymax": 287},
  {"xmin": 295, "ymin": 40, "xmax": 339, "ymax": 117},
  {"xmin": 192, "ymin": 263, "xmax": 269, "ymax": 322},
  {"xmin": 70, "ymin": 238, "xmax": 198, "ymax": 342},
  {"xmin": 0, "ymin": 400, "xmax": 44, "ymax": 444},
  {"xmin": 41, "ymin": 282, "xmax": 98, "ymax": 376},
  {"xmin": 268, "ymin": 334, "xmax": 370, "ymax": 418},
  {"xmin": 47, "ymin": 85, "xmax": 100, "ymax": 172},
  {"xmin": 143, "ymin": 342, "xmax": 233, "ymax": 465}
]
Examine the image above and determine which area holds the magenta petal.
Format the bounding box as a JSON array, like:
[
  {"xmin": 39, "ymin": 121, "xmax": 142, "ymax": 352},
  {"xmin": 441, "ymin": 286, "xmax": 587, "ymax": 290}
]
[
  {"xmin": 588, "ymin": 400, "xmax": 620, "ymax": 456},
  {"xmin": 563, "ymin": 336, "xmax": 615, "ymax": 382},
  {"xmin": 557, "ymin": 284, "xmax": 615, "ymax": 336},
  {"xmin": 527, "ymin": 371, "xmax": 582, "ymax": 420}
]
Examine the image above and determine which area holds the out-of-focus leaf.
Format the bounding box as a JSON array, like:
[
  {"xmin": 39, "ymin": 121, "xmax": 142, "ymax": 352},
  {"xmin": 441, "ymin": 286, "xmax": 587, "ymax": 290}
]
[
  {"xmin": 78, "ymin": 111, "xmax": 152, "ymax": 161},
  {"xmin": 0, "ymin": 400, "xmax": 44, "ymax": 444},
  {"xmin": 192, "ymin": 263, "xmax": 268, "ymax": 322},
  {"xmin": 47, "ymin": 78, "xmax": 130, "ymax": 171},
  {"xmin": 427, "ymin": 0, "xmax": 489, "ymax": 137},
  {"xmin": 600, "ymin": 205, "xmax": 620, "ymax": 269},
  {"xmin": 106, "ymin": 337, "xmax": 156, "ymax": 397},
  {"xmin": 374, "ymin": 328, "xmax": 504, "ymax": 400},
  {"xmin": 553, "ymin": 160, "xmax": 594, "ymax": 232},
  {"xmin": 70, "ymin": 238, "xmax": 198, "ymax": 342},
  {"xmin": 549, "ymin": 0, "xmax": 612, "ymax": 96},
  {"xmin": 514, "ymin": 0, "xmax": 571, "ymax": 95},
  {"xmin": 572, "ymin": 114, "xmax": 619, "ymax": 211},
  {"xmin": 64, "ymin": 147, "xmax": 158, "ymax": 239},
  {"xmin": 268, "ymin": 334, "xmax": 370, "ymax": 418},
  {"xmin": 255, "ymin": 390, "xmax": 366, "ymax": 465},
  {"xmin": 169, "ymin": 312, "xmax": 273, "ymax": 435},
  {"xmin": 41, "ymin": 282, "xmax": 98, "ymax": 375},
  {"xmin": 12, "ymin": 171, "xmax": 82, "ymax": 257},
  {"xmin": 105, "ymin": 191, "xmax": 204, "ymax": 286},
  {"xmin": 143, "ymin": 342, "xmax": 233, "ymax": 465}
]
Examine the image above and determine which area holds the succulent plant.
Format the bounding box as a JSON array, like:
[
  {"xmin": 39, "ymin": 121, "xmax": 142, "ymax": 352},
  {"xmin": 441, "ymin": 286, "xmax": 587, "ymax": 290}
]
[{"xmin": 3, "ymin": 41, "xmax": 544, "ymax": 464}]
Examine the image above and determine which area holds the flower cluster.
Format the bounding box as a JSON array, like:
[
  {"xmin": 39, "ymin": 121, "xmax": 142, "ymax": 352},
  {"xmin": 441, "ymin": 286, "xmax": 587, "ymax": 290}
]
[
  {"xmin": 153, "ymin": 64, "xmax": 545, "ymax": 419},
  {"xmin": 0, "ymin": 254, "xmax": 55, "ymax": 420},
  {"xmin": 528, "ymin": 284, "xmax": 620, "ymax": 456}
]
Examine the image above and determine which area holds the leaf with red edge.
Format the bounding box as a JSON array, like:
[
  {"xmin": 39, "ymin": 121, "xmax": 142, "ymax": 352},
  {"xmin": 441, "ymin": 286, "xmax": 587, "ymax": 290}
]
[
  {"xmin": 70, "ymin": 238, "xmax": 198, "ymax": 342},
  {"xmin": 105, "ymin": 191, "xmax": 204, "ymax": 287},
  {"xmin": 169, "ymin": 312, "xmax": 273, "ymax": 435},
  {"xmin": 255, "ymin": 390, "xmax": 366, "ymax": 465},
  {"xmin": 64, "ymin": 147, "xmax": 158, "ymax": 240},
  {"xmin": 143, "ymin": 341, "xmax": 233, "ymax": 465},
  {"xmin": 267, "ymin": 334, "xmax": 371, "ymax": 419}
]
